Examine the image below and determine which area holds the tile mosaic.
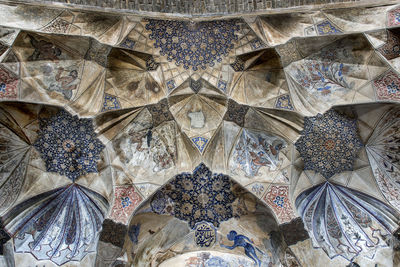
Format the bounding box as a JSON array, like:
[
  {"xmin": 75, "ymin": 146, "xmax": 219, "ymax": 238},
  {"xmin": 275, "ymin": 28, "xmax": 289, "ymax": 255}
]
[
  {"xmin": 217, "ymin": 79, "xmax": 227, "ymax": 93},
  {"xmin": 275, "ymin": 94, "xmax": 294, "ymax": 110},
  {"xmin": 119, "ymin": 37, "xmax": 136, "ymax": 50},
  {"xmin": 41, "ymin": 18, "xmax": 71, "ymax": 34},
  {"xmin": 147, "ymin": 99, "xmax": 174, "ymax": 127},
  {"xmin": 85, "ymin": 39, "xmax": 111, "ymax": 67},
  {"xmin": 1, "ymin": 3, "xmax": 400, "ymax": 266},
  {"xmin": 189, "ymin": 78, "xmax": 202, "ymax": 93},
  {"xmin": 230, "ymin": 57, "xmax": 245, "ymax": 72},
  {"xmin": 223, "ymin": 100, "xmax": 249, "ymax": 127},
  {"xmin": 275, "ymin": 40, "xmax": 302, "ymax": 67}
]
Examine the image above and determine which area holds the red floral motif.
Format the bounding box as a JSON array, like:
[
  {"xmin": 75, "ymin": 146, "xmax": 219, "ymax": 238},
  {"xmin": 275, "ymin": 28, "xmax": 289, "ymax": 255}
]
[
  {"xmin": 388, "ymin": 7, "xmax": 400, "ymax": 27},
  {"xmin": 109, "ymin": 186, "xmax": 143, "ymax": 224},
  {"xmin": 0, "ymin": 67, "xmax": 18, "ymax": 99},
  {"xmin": 373, "ymin": 70, "xmax": 400, "ymax": 101},
  {"xmin": 263, "ymin": 185, "xmax": 296, "ymax": 224}
]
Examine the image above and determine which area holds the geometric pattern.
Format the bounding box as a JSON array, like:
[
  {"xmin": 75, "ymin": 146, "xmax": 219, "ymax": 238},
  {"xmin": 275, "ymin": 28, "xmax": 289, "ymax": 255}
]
[
  {"xmin": 34, "ymin": 110, "xmax": 105, "ymax": 181},
  {"xmin": 264, "ymin": 185, "xmax": 296, "ymax": 224},
  {"xmin": 152, "ymin": 163, "xmax": 236, "ymax": 229},
  {"xmin": 296, "ymin": 182, "xmax": 399, "ymax": 260},
  {"xmin": 2, "ymin": 184, "xmax": 108, "ymax": 266},
  {"xmin": 373, "ymin": 70, "xmax": 400, "ymax": 101},
  {"xmin": 295, "ymin": 109, "xmax": 363, "ymax": 179},
  {"xmin": 109, "ymin": 186, "xmax": 143, "ymax": 225},
  {"xmin": 146, "ymin": 19, "xmax": 240, "ymax": 71}
]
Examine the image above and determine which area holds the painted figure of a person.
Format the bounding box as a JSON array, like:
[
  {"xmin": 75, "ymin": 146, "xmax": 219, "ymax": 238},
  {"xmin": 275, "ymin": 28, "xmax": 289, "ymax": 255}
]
[
  {"xmin": 220, "ymin": 230, "xmax": 262, "ymax": 267},
  {"xmin": 48, "ymin": 67, "xmax": 78, "ymax": 99}
]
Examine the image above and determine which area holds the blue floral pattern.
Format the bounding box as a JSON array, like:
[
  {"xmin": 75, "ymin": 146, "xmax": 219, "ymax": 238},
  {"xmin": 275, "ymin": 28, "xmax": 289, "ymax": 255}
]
[
  {"xmin": 296, "ymin": 182, "xmax": 400, "ymax": 260},
  {"xmin": 3, "ymin": 184, "xmax": 108, "ymax": 266},
  {"xmin": 317, "ymin": 20, "xmax": 342, "ymax": 35},
  {"xmin": 102, "ymin": 93, "xmax": 121, "ymax": 112},
  {"xmin": 153, "ymin": 163, "xmax": 236, "ymax": 228},
  {"xmin": 273, "ymin": 196, "xmax": 285, "ymax": 208},
  {"xmin": 192, "ymin": 136, "xmax": 209, "ymax": 153},
  {"xmin": 275, "ymin": 94, "xmax": 294, "ymax": 110},
  {"xmin": 121, "ymin": 196, "xmax": 132, "ymax": 208},
  {"xmin": 146, "ymin": 19, "xmax": 240, "ymax": 71},
  {"xmin": 34, "ymin": 110, "xmax": 105, "ymax": 181},
  {"xmin": 295, "ymin": 109, "xmax": 363, "ymax": 178},
  {"xmin": 290, "ymin": 43, "xmax": 354, "ymax": 98}
]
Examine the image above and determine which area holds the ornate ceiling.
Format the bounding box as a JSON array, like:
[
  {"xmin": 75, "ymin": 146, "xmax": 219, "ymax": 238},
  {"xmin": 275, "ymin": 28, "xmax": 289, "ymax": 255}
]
[{"xmin": 0, "ymin": 1, "xmax": 400, "ymax": 267}]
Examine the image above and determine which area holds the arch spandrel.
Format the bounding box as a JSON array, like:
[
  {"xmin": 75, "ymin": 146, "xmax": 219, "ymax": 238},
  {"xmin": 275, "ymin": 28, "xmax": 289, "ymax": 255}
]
[{"xmin": 125, "ymin": 163, "xmax": 289, "ymax": 267}]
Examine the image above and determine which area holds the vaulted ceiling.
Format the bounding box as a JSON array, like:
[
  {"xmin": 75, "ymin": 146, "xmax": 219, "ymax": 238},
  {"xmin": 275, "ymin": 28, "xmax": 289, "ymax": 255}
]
[{"xmin": 0, "ymin": 1, "xmax": 400, "ymax": 267}]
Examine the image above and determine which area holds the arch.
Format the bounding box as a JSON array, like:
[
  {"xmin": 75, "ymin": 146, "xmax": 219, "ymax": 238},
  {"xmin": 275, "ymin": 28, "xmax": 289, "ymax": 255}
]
[{"xmin": 125, "ymin": 163, "xmax": 289, "ymax": 266}]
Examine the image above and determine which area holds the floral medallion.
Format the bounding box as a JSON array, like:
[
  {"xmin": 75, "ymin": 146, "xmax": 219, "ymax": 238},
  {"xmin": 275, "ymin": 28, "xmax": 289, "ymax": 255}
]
[
  {"xmin": 152, "ymin": 163, "xmax": 236, "ymax": 228},
  {"xmin": 295, "ymin": 109, "xmax": 363, "ymax": 178},
  {"xmin": 146, "ymin": 19, "xmax": 240, "ymax": 71},
  {"xmin": 34, "ymin": 110, "xmax": 105, "ymax": 181}
]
